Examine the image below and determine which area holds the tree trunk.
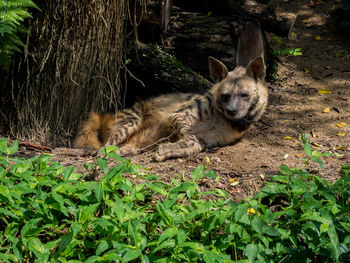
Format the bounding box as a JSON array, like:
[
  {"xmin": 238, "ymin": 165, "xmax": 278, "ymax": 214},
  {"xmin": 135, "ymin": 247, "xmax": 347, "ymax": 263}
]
[{"xmin": 0, "ymin": 0, "xmax": 131, "ymax": 146}]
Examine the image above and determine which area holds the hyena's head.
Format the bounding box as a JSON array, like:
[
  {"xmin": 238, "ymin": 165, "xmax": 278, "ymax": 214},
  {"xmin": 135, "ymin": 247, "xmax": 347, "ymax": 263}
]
[{"xmin": 208, "ymin": 56, "xmax": 268, "ymax": 122}]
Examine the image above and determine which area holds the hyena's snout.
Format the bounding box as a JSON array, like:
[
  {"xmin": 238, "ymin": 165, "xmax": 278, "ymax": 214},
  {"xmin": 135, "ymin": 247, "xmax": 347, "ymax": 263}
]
[
  {"xmin": 225, "ymin": 104, "xmax": 238, "ymax": 116},
  {"xmin": 225, "ymin": 97, "xmax": 249, "ymax": 119}
]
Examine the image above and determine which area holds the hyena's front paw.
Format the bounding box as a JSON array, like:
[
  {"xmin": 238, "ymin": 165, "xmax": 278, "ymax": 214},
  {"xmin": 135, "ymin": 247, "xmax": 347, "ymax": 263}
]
[
  {"xmin": 117, "ymin": 145, "xmax": 139, "ymax": 157},
  {"xmin": 154, "ymin": 140, "xmax": 202, "ymax": 162}
]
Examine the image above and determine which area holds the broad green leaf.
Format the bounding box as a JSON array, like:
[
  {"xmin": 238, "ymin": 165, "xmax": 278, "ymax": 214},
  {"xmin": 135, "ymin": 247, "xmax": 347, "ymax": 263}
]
[
  {"xmin": 245, "ymin": 244, "xmax": 258, "ymax": 261},
  {"xmin": 252, "ymin": 216, "xmax": 264, "ymax": 233},
  {"xmin": 260, "ymin": 183, "xmax": 288, "ymax": 196},
  {"xmin": 262, "ymin": 225, "xmax": 280, "ymax": 236},
  {"xmin": 203, "ymin": 250, "xmax": 216, "ymax": 263},
  {"xmin": 0, "ymin": 185, "xmax": 13, "ymax": 202},
  {"xmin": 96, "ymin": 240, "xmax": 111, "ymax": 256},
  {"xmin": 152, "ymin": 239, "xmax": 175, "ymax": 253},
  {"xmin": 339, "ymin": 243, "xmax": 350, "ymax": 262},
  {"xmin": 0, "ymin": 253, "xmax": 11, "ymax": 263},
  {"xmin": 158, "ymin": 227, "xmax": 177, "ymax": 244},
  {"xmin": 264, "ymin": 209, "xmax": 274, "ymax": 224},
  {"xmin": 78, "ymin": 203, "xmax": 100, "ymax": 224},
  {"xmin": 62, "ymin": 166, "xmax": 75, "ymax": 181},
  {"xmin": 327, "ymin": 225, "xmax": 340, "ymax": 260},
  {"xmin": 235, "ymin": 204, "xmax": 250, "ymax": 225},
  {"xmin": 146, "ymin": 183, "xmax": 168, "ymax": 196},
  {"xmin": 303, "ymin": 140, "xmax": 312, "ymax": 157},
  {"xmin": 27, "ymin": 238, "xmax": 48, "ymax": 261},
  {"xmin": 97, "ymin": 157, "xmax": 109, "ymax": 174},
  {"xmin": 203, "ymin": 215, "xmax": 218, "ymax": 232},
  {"xmin": 6, "ymin": 140, "xmax": 18, "ymax": 155},
  {"xmin": 271, "ymin": 175, "xmax": 289, "ymax": 183},
  {"xmin": 94, "ymin": 183, "xmax": 103, "ymax": 202},
  {"xmin": 105, "ymin": 145, "xmax": 118, "ymax": 154},
  {"xmin": 157, "ymin": 202, "xmax": 175, "ymax": 227},
  {"xmin": 111, "ymin": 196, "xmax": 125, "ymax": 223},
  {"xmin": 71, "ymin": 222, "xmax": 82, "ymax": 236},
  {"xmin": 85, "ymin": 256, "xmax": 98, "ymax": 263},
  {"xmin": 100, "ymin": 252, "xmax": 123, "ymax": 261},
  {"xmin": 279, "ymin": 165, "xmax": 291, "ymax": 175},
  {"xmin": 177, "ymin": 229, "xmax": 187, "ymax": 245},
  {"xmin": 204, "ymin": 170, "xmax": 218, "ymax": 179},
  {"xmin": 311, "ymin": 156, "xmax": 325, "ymax": 170},
  {"xmin": 181, "ymin": 242, "xmax": 204, "ymax": 252},
  {"xmin": 192, "ymin": 165, "xmax": 204, "ymax": 181},
  {"xmin": 58, "ymin": 232, "xmax": 73, "ymax": 252}
]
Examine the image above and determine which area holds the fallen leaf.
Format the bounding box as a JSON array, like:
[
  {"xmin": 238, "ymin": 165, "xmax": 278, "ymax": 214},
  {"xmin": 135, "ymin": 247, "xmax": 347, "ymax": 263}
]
[
  {"xmin": 336, "ymin": 123, "xmax": 347, "ymax": 128},
  {"xmin": 326, "ymin": 65, "xmax": 331, "ymax": 70},
  {"xmin": 304, "ymin": 68, "xmax": 310, "ymax": 74},
  {"xmin": 207, "ymin": 11, "xmax": 212, "ymax": 16},
  {"xmin": 311, "ymin": 131, "xmax": 317, "ymax": 138},
  {"xmin": 314, "ymin": 35, "xmax": 322, "ymax": 40},
  {"xmin": 318, "ymin": 89, "xmax": 332, "ymax": 94},
  {"xmin": 229, "ymin": 178, "xmax": 237, "ymax": 183},
  {"xmin": 284, "ymin": 120, "xmax": 289, "ymax": 122},
  {"xmin": 315, "ymin": 1, "xmax": 323, "ymax": 4},
  {"xmin": 335, "ymin": 52, "xmax": 340, "ymax": 58},
  {"xmin": 291, "ymin": 32, "xmax": 297, "ymax": 37},
  {"xmin": 205, "ymin": 156, "xmax": 211, "ymax": 163},
  {"xmin": 296, "ymin": 153, "xmax": 302, "ymax": 157},
  {"xmin": 302, "ymin": 18, "xmax": 311, "ymax": 24},
  {"xmin": 231, "ymin": 181, "xmax": 240, "ymax": 187},
  {"xmin": 312, "ymin": 142, "xmax": 321, "ymax": 147},
  {"xmin": 322, "ymin": 107, "xmax": 330, "ymax": 113},
  {"xmin": 284, "ymin": 136, "xmax": 294, "ymax": 140},
  {"xmin": 259, "ymin": 174, "xmax": 265, "ymax": 179},
  {"xmin": 336, "ymin": 146, "xmax": 348, "ymax": 150},
  {"xmin": 283, "ymin": 0, "xmax": 289, "ymax": 2},
  {"xmin": 307, "ymin": 96, "xmax": 316, "ymax": 101},
  {"xmin": 337, "ymin": 133, "xmax": 346, "ymax": 136}
]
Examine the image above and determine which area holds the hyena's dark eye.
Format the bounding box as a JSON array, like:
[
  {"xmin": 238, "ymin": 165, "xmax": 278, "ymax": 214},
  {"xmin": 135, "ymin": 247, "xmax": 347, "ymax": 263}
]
[
  {"xmin": 240, "ymin": 93, "xmax": 249, "ymax": 100},
  {"xmin": 221, "ymin": 93, "xmax": 231, "ymax": 102}
]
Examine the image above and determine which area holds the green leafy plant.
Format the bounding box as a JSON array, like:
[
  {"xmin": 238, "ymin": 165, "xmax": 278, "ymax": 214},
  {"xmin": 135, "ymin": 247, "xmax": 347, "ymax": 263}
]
[
  {"xmin": 300, "ymin": 133, "xmax": 332, "ymax": 170},
  {"xmin": 0, "ymin": 137, "xmax": 349, "ymax": 262},
  {"xmin": 154, "ymin": 44, "xmax": 194, "ymax": 77},
  {"xmin": 269, "ymin": 33, "xmax": 302, "ymax": 57},
  {"xmin": 273, "ymin": 47, "xmax": 302, "ymax": 57},
  {"xmin": 0, "ymin": 0, "xmax": 39, "ymax": 70}
]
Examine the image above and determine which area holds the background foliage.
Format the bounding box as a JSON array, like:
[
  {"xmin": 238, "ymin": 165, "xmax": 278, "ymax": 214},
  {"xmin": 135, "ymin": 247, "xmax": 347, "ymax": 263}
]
[
  {"xmin": 0, "ymin": 0, "xmax": 39, "ymax": 70},
  {"xmin": 0, "ymin": 138, "xmax": 349, "ymax": 262}
]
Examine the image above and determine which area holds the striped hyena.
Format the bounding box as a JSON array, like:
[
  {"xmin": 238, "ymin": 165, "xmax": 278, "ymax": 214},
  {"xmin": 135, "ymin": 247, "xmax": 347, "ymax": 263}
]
[{"xmin": 74, "ymin": 22, "xmax": 268, "ymax": 161}]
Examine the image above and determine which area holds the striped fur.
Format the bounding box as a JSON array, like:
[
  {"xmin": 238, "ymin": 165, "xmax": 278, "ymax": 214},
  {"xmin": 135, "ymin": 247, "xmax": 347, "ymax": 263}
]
[{"xmin": 74, "ymin": 23, "xmax": 268, "ymax": 161}]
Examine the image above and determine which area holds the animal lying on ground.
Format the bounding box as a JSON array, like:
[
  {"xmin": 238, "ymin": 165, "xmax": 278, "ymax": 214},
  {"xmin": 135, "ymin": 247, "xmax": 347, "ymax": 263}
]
[{"xmin": 73, "ymin": 22, "xmax": 268, "ymax": 161}]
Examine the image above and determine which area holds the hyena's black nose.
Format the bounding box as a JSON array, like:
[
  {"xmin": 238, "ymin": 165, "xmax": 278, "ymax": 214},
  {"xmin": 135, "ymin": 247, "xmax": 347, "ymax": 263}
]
[{"xmin": 226, "ymin": 108, "xmax": 237, "ymax": 116}]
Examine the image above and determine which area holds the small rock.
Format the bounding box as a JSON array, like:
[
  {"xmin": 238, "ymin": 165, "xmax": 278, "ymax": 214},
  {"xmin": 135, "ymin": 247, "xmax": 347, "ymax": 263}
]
[{"xmin": 211, "ymin": 156, "xmax": 221, "ymax": 163}]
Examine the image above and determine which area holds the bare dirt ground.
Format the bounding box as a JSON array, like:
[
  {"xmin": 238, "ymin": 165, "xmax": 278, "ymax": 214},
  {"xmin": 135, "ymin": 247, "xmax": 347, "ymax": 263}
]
[{"xmin": 14, "ymin": 0, "xmax": 350, "ymax": 201}]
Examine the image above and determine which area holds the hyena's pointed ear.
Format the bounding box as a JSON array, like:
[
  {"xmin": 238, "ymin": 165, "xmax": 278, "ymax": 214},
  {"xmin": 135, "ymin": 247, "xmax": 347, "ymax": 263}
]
[
  {"xmin": 208, "ymin": 56, "xmax": 229, "ymax": 83},
  {"xmin": 246, "ymin": 57, "xmax": 266, "ymax": 82}
]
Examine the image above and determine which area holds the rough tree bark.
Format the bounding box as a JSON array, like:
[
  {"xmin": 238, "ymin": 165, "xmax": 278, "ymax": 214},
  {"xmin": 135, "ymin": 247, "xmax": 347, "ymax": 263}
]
[{"xmin": 0, "ymin": 0, "xmax": 133, "ymax": 146}]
